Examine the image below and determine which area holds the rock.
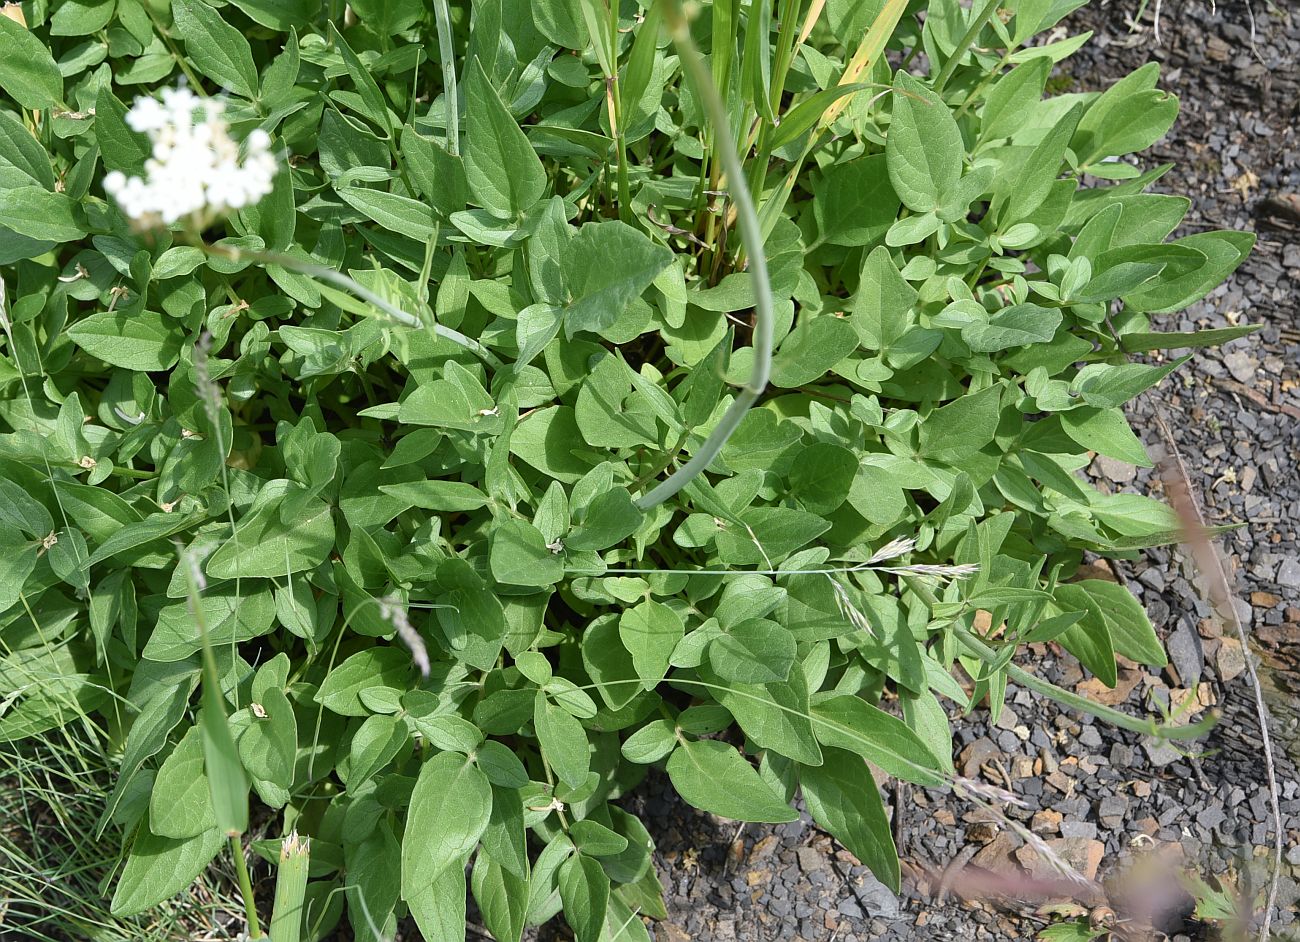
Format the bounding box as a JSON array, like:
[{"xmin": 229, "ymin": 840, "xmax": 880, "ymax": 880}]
[
  {"xmin": 796, "ymin": 847, "xmax": 824, "ymax": 872},
  {"xmin": 959, "ymin": 738, "xmax": 1001, "ymax": 778},
  {"xmin": 1165, "ymin": 621, "xmax": 1203, "ymax": 687},
  {"xmin": 1142, "ymin": 739, "xmax": 1182, "ymax": 767},
  {"xmin": 1222, "ymin": 349, "xmax": 1258, "ymax": 383},
  {"xmin": 1098, "ymin": 796, "xmax": 1128, "ymax": 828},
  {"xmin": 1019, "ymin": 838, "xmax": 1105, "ymax": 882},
  {"xmin": 1096, "ymin": 455, "xmax": 1137, "ymax": 483},
  {"xmin": 1060, "ymin": 820, "xmax": 1099, "ymax": 840},
  {"xmin": 971, "ymin": 832, "xmax": 1021, "ymax": 874},
  {"xmin": 1031, "ymin": 809, "xmax": 1063, "ymax": 834},
  {"xmin": 1277, "ymin": 556, "xmax": 1300, "ymax": 590},
  {"xmin": 1196, "ymin": 806, "xmax": 1227, "ymax": 831},
  {"xmin": 856, "ymin": 874, "xmax": 901, "ymax": 918},
  {"xmin": 1215, "ymin": 636, "xmax": 1247, "ymax": 682}
]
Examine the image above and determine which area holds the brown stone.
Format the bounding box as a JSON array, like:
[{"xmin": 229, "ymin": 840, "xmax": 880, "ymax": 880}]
[
  {"xmin": 1019, "ymin": 837, "xmax": 1105, "ymax": 882},
  {"xmin": 1135, "ymin": 817, "xmax": 1160, "ymax": 837},
  {"xmin": 1215, "ymin": 636, "xmax": 1247, "ymax": 683},
  {"xmin": 1076, "ymin": 667, "xmax": 1143, "ymax": 706},
  {"xmin": 1047, "ymin": 771, "xmax": 1074, "ymax": 796},
  {"xmin": 958, "ymin": 737, "xmax": 1001, "ymax": 778},
  {"xmin": 934, "ymin": 809, "xmax": 956, "ymax": 827},
  {"xmin": 1032, "ymin": 809, "xmax": 1063, "ymax": 834},
  {"xmin": 1251, "ymin": 591, "xmax": 1281, "ymax": 608},
  {"xmin": 748, "ymin": 834, "xmax": 779, "ymax": 862},
  {"xmin": 971, "ymin": 832, "xmax": 1022, "ymax": 874}
]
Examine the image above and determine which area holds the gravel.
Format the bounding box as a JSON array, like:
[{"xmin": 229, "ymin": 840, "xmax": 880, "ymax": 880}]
[{"xmin": 621, "ymin": 1, "xmax": 1300, "ymax": 940}]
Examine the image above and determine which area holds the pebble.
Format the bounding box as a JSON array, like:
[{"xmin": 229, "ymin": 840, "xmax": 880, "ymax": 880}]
[
  {"xmin": 1222, "ymin": 349, "xmax": 1257, "ymax": 382},
  {"xmin": 1165, "ymin": 621, "xmax": 1203, "ymax": 687}
]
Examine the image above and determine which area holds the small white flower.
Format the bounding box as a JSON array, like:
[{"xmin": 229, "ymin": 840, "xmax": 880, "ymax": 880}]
[{"xmin": 103, "ymin": 86, "xmax": 278, "ymax": 230}]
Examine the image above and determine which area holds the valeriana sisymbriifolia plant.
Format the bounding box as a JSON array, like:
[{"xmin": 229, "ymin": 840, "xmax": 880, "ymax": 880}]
[{"xmin": 0, "ymin": 0, "xmax": 1254, "ymax": 939}]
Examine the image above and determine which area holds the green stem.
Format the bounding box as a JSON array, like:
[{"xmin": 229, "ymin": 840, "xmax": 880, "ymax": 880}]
[
  {"xmin": 636, "ymin": 0, "xmax": 773, "ymax": 511},
  {"xmin": 230, "ymin": 836, "xmax": 263, "ymax": 939},
  {"xmin": 902, "ymin": 575, "xmax": 1214, "ymax": 741},
  {"xmin": 954, "ymin": 49, "xmax": 1013, "ymax": 120},
  {"xmin": 195, "ymin": 242, "xmax": 502, "ymax": 368},
  {"xmin": 51, "ymin": 460, "xmax": 156, "ymax": 480},
  {"xmin": 932, "ymin": 0, "xmax": 1001, "ymax": 92},
  {"xmin": 431, "ymin": 0, "xmax": 459, "ymax": 154},
  {"xmin": 609, "ymin": 1, "xmax": 632, "ymax": 221}
]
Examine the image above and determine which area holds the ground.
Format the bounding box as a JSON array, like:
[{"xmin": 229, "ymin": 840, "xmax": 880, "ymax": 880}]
[{"xmin": 626, "ymin": 1, "xmax": 1300, "ymax": 939}]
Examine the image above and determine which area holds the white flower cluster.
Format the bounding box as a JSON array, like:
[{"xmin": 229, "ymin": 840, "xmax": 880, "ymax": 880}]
[{"xmin": 103, "ymin": 87, "xmax": 277, "ymax": 228}]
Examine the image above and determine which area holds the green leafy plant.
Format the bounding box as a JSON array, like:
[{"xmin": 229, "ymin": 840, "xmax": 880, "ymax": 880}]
[{"xmin": 0, "ymin": 0, "xmax": 1253, "ymax": 939}]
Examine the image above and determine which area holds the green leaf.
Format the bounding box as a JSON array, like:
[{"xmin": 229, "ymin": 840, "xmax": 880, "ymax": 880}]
[
  {"xmin": 559, "ymin": 854, "xmax": 609, "ymax": 942},
  {"xmin": 403, "ymin": 751, "xmax": 492, "ymax": 899},
  {"xmin": 1061, "ymin": 579, "xmax": 1166, "ymax": 668},
  {"xmin": 1001, "ymin": 104, "xmax": 1082, "ymax": 224},
  {"xmin": 919, "ymin": 385, "xmax": 1002, "ymax": 463},
  {"xmin": 852, "ymin": 246, "xmax": 916, "ymax": 351},
  {"xmin": 618, "ymin": 600, "xmax": 684, "ymax": 690},
  {"xmin": 665, "ymin": 739, "xmax": 798, "ymax": 823},
  {"xmin": 788, "ymin": 442, "xmax": 858, "ymax": 514},
  {"xmin": 887, "ymin": 71, "xmax": 962, "ymax": 212},
  {"xmin": 110, "ymin": 823, "xmax": 224, "ymax": 917},
  {"xmin": 68, "ymin": 310, "xmax": 183, "ymax": 372},
  {"xmin": 465, "ymin": 57, "xmax": 546, "ymax": 218},
  {"xmin": 472, "ymin": 855, "xmax": 529, "ymax": 942},
  {"xmin": 1059, "ymin": 408, "xmax": 1151, "ymax": 467},
  {"xmin": 144, "ymin": 589, "xmax": 276, "ymax": 662},
  {"xmin": 769, "ymin": 83, "xmax": 871, "ymax": 150},
  {"xmin": 620, "ymin": 719, "xmax": 678, "ymax": 764},
  {"xmin": 237, "ymin": 686, "xmax": 297, "ymax": 792},
  {"xmin": 962, "ymin": 304, "xmax": 1062, "ymax": 353},
  {"xmin": 770, "ymin": 315, "xmax": 859, "ymax": 388},
  {"xmin": 491, "ymin": 519, "xmax": 564, "ymax": 587},
  {"xmin": 814, "ymin": 154, "xmax": 899, "ymax": 248},
  {"xmin": 810, "ymin": 695, "xmax": 947, "ymax": 786},
  {"xmin": 1053, "ymin": 583, "xmax": 1119, "ymax": 687},
  {"xmin": 317, "ymin": 648, "xmax": 413, "ymax": 717},
  {"xmin": 205, "ymin": 487, "xmax": 335, "ymax": 580},
  {"xmin": 565, "ymin": 488, "xmax": 643, "ymax": 552},
  {"xmin": 149, "ymin": 726, "xmax": 216, "ymax": 839},
  {"xmin": 799, "ymin": 747, "xmax": 899, "ymax": 891},
  {"xmin": 1123, "ymin": 231, "xmax": 1254, "ymax": 314},
  {"xmin": 708, "ymin": 618, "xmax": 795, "ymax": 685},
  {"xmin": 406, "ymin": 865, "xmax": 466, "ymax": 942},
  {"xmin": 0, "ymin": 108, "xmax": 53, "ymax": 189},
  {"xmin": 980, "ymin": 57, "xmax": 1049, "ymax": 143},
  {"xmin": 702, "ymin": 665, "xmax": 822, "ymax": 765},
  {"xmin": 535, "ymin": 695, "xmax": 590, "ymax": 788},
  {"xmin": 1119, "ymin": 324, "xmax": 1261, "ymax": 353},
  {"xmin": 338, "ymin": 187, "xmax": 439, "ymax": 242},
  {"xmin": 1, "ymin": 186, "xmax": 84, "ymax": 242},
  {"xmin": 379, "ymin": 480, "xmax": 490, "ymax": 511},
  {"xmin": 1073, "ymin": 356, "xmax": 1188, "ymax": 409},
  {"xmin": 0, "ymin": 15, "xmax": 63, "ymax": 109},
  {"xmin": 562, "ymin": 221, "xmax": 674, "ymax": 337},
  {"xmin": 172, "ymin": 0, "xmax": 259, "ymax": 99},
  {"xmin": 569, "ymin": 819, "xmax": 628, "ymax": 857}
]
